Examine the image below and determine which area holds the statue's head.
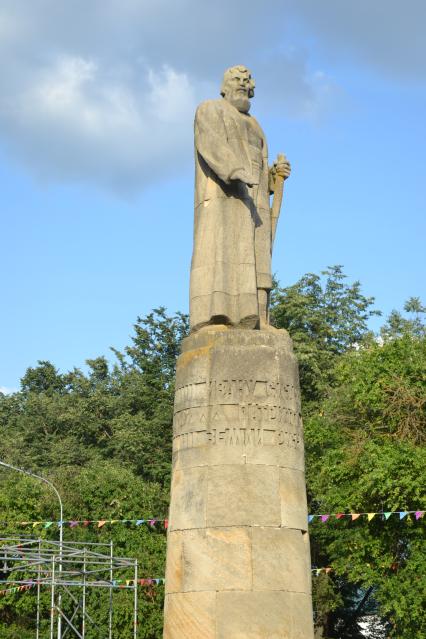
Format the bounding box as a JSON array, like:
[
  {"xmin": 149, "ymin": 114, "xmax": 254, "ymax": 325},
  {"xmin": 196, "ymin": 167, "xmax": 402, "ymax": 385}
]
[{"xmin": 220, "ymin": 65, "xmax": 255, "ymax": 113}]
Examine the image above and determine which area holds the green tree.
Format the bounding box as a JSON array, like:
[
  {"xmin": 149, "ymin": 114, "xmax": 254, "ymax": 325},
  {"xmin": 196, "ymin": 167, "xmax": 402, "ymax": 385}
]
[
  {"xmin": 271, "ymin": 265, "xmax": 380, "ymax": 407},
  {"xmin": 1, "ymin": 276, "xmax": 424, "ymax": 638},
  {"xmin": 0, "ymin": 308, "xmax": 188, "ymax": 638},
  {"xmin": 306, "ymin": 330, "xmax": 426, "ymax": 638}
]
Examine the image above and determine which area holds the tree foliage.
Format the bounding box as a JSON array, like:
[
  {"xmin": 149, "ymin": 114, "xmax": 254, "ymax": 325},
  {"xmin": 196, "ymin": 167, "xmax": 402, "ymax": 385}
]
[
  {"xmin": 0, "ymin": 272, "xmax": 424, "ymax": 638},
  {"xmin": 0, "ymin": 308, "xmax": 188, "ymax": 637},
  {"xmin": 270, "ymin": 265, "xmax": 381, "ymax": 407}
]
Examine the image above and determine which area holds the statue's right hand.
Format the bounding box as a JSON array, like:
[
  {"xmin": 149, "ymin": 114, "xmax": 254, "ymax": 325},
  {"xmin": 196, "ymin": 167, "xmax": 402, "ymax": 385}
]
[{"xmin": 229, "ymin": 169, "xmax": 258, "ymax": 187}]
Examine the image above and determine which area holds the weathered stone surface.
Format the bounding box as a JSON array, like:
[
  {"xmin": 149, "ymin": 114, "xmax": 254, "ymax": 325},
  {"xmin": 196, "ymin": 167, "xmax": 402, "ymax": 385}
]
[
  {"xmin": 165, "ymin": 527, "xmax": 252, "ymax": 594},
  {"xmin": 291, "ymin": 593, "xmax": 316, "ymax": 638},
  {"xmin": 252, "ymin": 527, "xmax": 310, "ymax": 593},
  {"xmin": 163, "ymin": 592, "xmax": 216, "ymax": 639},
  {"xmin": 207, "ymin": 464, "xmax": 280, "ymax": 527},
  {"xmin": 280, "ymin": 467, "xmax": 309, "ymax": 530},
  {"xmin": 164, "ymin": 328, "xmax": 314, "ymax": 637},
  {"xmin": 216, "ymin": 591, "xmax": 294, "ymax": 638},
  {"xmin": 162, "ymin": 65, "xmax": 311, "ymax": 637},
  {"xmin": 168, "ymin": 466, "xmax": 207, "ymax": 532},
  {"xmin": 189, "ymin": 65, "xmax": 291, "ymax": 331}
]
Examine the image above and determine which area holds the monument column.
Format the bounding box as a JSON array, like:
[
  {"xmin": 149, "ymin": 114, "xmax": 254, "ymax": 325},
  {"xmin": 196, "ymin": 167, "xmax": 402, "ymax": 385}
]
[
  {"xmin": 163, "ymin": 328, "xmax": 314, "ymax": 638},
  {"xmin": 163, "ymin": 65, "xmax": 314, "ymax": 638}
]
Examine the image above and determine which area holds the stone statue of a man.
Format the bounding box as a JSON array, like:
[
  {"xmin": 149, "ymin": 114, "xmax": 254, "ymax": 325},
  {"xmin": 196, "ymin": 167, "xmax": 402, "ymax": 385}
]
[{"xmin": 189, "ymin": 65, "xmax": 291, "ymax": 332}]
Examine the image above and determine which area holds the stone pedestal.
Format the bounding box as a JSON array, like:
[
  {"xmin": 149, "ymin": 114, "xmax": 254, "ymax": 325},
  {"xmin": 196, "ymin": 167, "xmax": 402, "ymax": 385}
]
[{"xmin": 163, "ymin": 327, "xmax": 314, "ymax": 638}]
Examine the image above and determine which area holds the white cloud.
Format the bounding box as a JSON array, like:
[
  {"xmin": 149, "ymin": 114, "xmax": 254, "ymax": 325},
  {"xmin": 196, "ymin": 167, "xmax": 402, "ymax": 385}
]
[
  {"xmin": 0, "ymin": 0, "xmax": 422, "ymax": 193},
  {"xmin": 1, "ymin": 56, "xmax": 199, "ymax": 191}
]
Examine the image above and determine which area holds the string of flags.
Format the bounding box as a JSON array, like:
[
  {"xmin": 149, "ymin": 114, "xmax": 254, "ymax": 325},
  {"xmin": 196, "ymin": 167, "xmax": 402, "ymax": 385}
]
[
  {"xmin": 308, "ymin": 510, "xmax": 425, "ymax": 523},
  {"xmin": 0, "ymin": 560, "xmax": 408, "ymax": 597},
  {"xmin": 2, "ymin": 510, "xmax": 423, "ymax": 529},
  {"xmin": 0, "ymin": 570, "xmax": 342, "ymax": 596},
  {"xmin": 0, "ymin": 578, "xmax": 166, "ymax": 597},
  {"xmin": 0, "ymin": 518, "xmax": 169, "ymax": 530}
]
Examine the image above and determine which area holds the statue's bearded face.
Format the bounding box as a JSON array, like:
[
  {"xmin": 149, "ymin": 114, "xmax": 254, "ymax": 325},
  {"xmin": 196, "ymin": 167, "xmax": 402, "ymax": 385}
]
[{"xmin": 221, "ymin": 68, "xmax": 254, "ymax": 113}]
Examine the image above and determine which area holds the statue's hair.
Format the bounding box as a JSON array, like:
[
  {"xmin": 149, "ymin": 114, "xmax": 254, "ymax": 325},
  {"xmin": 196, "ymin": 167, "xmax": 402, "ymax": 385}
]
[{"xmin": 220, "ymin": 65, "xmax": 255, "ymax": 98}]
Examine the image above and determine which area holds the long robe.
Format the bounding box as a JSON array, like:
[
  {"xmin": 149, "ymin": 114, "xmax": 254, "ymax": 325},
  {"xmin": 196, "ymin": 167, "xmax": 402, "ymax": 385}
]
[{"xmin": 190, "ymin": 98, "xmax": 272, "ymax": 332}]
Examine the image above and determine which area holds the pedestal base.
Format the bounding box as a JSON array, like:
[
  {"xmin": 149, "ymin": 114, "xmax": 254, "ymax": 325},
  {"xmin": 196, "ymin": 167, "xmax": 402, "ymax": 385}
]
[{"xmin": 164, "ymin": 328, "xmax": 314, "ymax": 639}]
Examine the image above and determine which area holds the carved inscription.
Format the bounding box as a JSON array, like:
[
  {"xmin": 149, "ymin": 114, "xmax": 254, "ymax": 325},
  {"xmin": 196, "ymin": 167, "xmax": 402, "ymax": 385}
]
[
  {"xmin": 173, "ymin": 377, "xmax": 302, "ymax": 452},
  {"xmin": 173, "ymin": 427, "xmax": 302, "ymax": 451},
  {"xmin": 174, "ymin": 378, "xmax": 299, "ymax": 412}
]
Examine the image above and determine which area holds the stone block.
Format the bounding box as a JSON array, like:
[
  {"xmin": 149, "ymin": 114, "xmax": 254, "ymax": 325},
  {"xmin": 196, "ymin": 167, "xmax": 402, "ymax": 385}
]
[
  {"xmin": 172, "ymin": 440, "xmax": 305, "ymax": 473},
  {"xmin": 290, "ymin": 592, "xmax": 315, "ymax": 639},
  {"xmin": 163, "ymin": 592, "xmax": 216, "ymax": 639},
  {"xmin": 166, "ymin": 527, "xmax": 252, "ymax": 593},
  {"xmin": 280, "ymin": 467, "xmax": 309, "ymax": 530},
  {"xmin": 206, "ymin": 464, "xmax": 280, "ymax": 527},
  {"xmin": 252, "ymin": 527, "xmax": 311, "ymax": 594},
  {"xmin": 168, "ymin": 466, "xmax": 207, "ymax": 531},
  {"xmin": 216, "ymin": 590, "xmax": 293, "ymax": 638}
]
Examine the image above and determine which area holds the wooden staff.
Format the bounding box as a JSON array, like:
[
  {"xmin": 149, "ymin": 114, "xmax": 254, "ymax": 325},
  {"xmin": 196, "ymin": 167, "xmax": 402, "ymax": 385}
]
[{"xmin": 271, "ymin": 153, "xmax": 285, "ymax": 249}]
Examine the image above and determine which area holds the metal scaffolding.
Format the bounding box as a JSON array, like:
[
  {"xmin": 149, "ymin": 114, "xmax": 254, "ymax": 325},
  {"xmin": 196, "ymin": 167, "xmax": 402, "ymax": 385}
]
[{"xmin": 0, "ymin": 536, "xmax": 138, "ymax": 638}]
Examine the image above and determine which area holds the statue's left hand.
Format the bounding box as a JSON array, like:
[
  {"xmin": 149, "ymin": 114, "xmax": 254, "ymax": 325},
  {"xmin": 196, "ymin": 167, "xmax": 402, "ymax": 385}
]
[{"xmin": 272, "ymin": 154, "xmax": 291, "ymax": 180}]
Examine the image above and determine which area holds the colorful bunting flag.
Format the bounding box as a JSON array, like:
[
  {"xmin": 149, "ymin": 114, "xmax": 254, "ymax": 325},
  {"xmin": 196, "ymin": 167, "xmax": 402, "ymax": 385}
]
[{"xmin": 5, "ymin": 510, "xmax": 424, "ymax": 530}]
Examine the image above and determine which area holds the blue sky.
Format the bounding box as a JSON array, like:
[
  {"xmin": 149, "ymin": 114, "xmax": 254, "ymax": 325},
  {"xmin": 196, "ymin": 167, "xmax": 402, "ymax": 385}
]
[{"xmin": 1, "ymin": 1, "xmax": 425, "ymax": 392}]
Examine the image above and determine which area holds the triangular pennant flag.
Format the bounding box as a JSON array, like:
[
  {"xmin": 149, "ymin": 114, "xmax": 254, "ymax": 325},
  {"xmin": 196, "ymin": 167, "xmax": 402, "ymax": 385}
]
[
  {"xmin": 97, "ymin": 520, "xmax": 107, "ymax": 528},
  {"xmin": 69, "ymin": 521, "xmax": 79, "ymax": 528},
  {"xmin": 57, "ymin": 521, "xmax": 63, "ymax": 528},
  {"xmin": 136, "ymin": 519, "xmax": 145, "ymax": 526},
  {"xmin": 44, "ymin": 521, "xmax": 53, "ymax": 528},
  {"xmin": 367, "ymin": 513, "xmax": 375, "ymax": 522},
  {"xmin": 148, "ymin": 519, "xmax": 157, "ymax": 527},
  {"xmin": 415, "ymin": 511, "xmax": 424, "ymax": 520},
  {"xmin": 164, "ymin": 519, "xmax": 169, "ymax": 529},
  {"xmin": 110, "ymin": 520, "xmax": 118, "ymax": 525},
  {"xmin": 32, "ymin": 522, "xmax": 42, "ymax": 528},
  {"xmin": 83, "ymin": 520, "xmax": 90, "ymax": 527},
  {"xmin": 155, "ymin": 579, "xmax": 160, "ymax": 584},
  {"xmin": 384, "ymin": 512, "xmax": 392, "ymax": 520},
  {"xmin": 325, "ymin": 567, "xmax": 332, "ymax": 574},
  {"xmin": 351, "ymin": 513, "xmax": 361, "ymax": 521},
  {"xmin": 308, "ymin": 515, "xmax": 314, "ymax": 523},
  {"xmin": 335, "ymin": 513, "xmax": 345, "ymax": 519},
  {"xmin": 399, "ymin": 511, "xmax": 408, "ymax": 520},
  {"xmin": 320, "ymin": 515, "xmax": 329, "ymax": 523}
]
